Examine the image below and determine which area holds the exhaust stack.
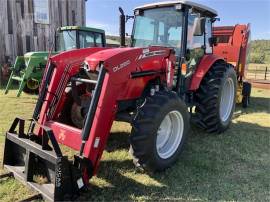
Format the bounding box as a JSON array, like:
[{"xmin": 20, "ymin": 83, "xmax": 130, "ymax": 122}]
[{"xmin": 119, "ymin": 7, "xmax": 126, "ymax": 47}]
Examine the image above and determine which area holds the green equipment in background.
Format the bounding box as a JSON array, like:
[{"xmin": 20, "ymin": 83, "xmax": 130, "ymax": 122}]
[{"xmin": 4, "ymin": 26, "xmax": 106, "ymax": 97}]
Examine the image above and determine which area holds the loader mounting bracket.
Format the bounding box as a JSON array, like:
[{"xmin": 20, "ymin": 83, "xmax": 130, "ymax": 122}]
[{"xmin": 2, "ymin": 117, "xmax": 87, "ymax": 201}]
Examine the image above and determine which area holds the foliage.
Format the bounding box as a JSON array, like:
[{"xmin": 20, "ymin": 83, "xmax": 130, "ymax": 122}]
[
  {"xmin": 248, "ymin": 40, "xmax": 270, "ymax": 64},
  {"xmin": 106, "ymin": 35, "xmax": 131, "ymax": 46}
]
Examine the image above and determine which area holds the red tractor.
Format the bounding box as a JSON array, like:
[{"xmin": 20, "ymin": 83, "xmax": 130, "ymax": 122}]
[{"xmin": 2, "ymin": 1, "xmax": 250, "ymax": 201}]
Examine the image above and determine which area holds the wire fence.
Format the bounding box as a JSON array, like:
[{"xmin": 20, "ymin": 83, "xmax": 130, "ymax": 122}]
[{"xmin": 246, "ymin": 66, "xmax": 270, "ymax": 81}]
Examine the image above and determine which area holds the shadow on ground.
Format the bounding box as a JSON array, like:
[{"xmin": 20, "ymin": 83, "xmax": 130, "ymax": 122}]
[
  {"xmin": 77, "ymin": 94, "xmax": 270, "ymax": 201},
  {"xmin": 105, "ymin": 132, "xmax": 130, "ymax": 152},
  {"xmin": 0, "ymin": 87, "xmax": 269, "ymax": 201},
  {"xmin": 234, "ymin": 96, "xmax": 270, "ymax": 115},
  {"xmin": 0, "ymin": 83, "xmax": 18, "ymax": 90},
  {"xmin": 78, "ymin": 119, "xmax": 270, "ymax": 201}
]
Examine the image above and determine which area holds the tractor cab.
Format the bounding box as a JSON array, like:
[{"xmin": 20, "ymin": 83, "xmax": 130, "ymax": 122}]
[
  {"xmin": 125, "ymin": 1, "xmax": 218, "ymax": 92},
  {"xmin": 55, "ymin": 26, "xmax": 106, "ymax": 51}
]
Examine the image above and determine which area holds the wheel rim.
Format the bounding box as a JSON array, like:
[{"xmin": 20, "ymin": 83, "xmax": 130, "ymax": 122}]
[
  {"xmin": 156, "ymin": 110, "xmax": 184, "ymax": 159},
  {"xmin": 26, "ymin": 79, "xmax": 39, "ymax": 90},
  {"xmin": 219, "ymin": 77, "xmax": 235, "ymax": 122}
]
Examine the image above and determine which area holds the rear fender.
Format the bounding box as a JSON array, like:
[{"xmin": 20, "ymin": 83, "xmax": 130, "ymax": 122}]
[{"xmin": 189, "ymin": 54, "xmax": 225, "ymax": 91}]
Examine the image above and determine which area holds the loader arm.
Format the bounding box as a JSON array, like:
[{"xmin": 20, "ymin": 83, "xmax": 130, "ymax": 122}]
[
  {"xmin": 2, "ymin": 46, "xmax": 174, "ymax": 200},
  {"xmin": 40, "ymin": 47, "xmax": 173, "ymax": 176}
]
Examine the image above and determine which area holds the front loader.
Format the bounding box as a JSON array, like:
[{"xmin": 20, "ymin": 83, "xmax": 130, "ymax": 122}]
[
  {"xmin": 2, "ymin": 1, "xmax": 250, "ymax": 201},
  {"xmin": 4, "ymin": 26, "xmax": 106, "ymax": 97}
]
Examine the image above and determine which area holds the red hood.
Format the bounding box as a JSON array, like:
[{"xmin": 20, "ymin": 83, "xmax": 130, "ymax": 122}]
[
  {"xmin": 49, "ymin": 47, "xmax": 109, "ymax": 67},
  {"xmin": 85, "ymin": 47, "xmax": 135, "ymax": 71},
  {"xmin": 85, "ymin": 47, "xmax": 173, "ymax": 73}
]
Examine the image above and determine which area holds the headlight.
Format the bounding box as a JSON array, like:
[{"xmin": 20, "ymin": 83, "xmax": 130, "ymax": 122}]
[
  {"xmin": 81, "ymin": 61, "xmax": 99, "ymax": 80},
  {"xmin": 82, "ymin": 61, "xmax": 90, "ymax": 71}
]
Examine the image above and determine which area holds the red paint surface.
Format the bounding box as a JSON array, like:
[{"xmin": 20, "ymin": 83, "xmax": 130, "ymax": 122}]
[
  {"xmin": 190, "ymin": 24, "xmax": 250, "ymax": 91},
  {"xmin": 35, "ymin": 46, "xmax": 175, "ymax": 179}
]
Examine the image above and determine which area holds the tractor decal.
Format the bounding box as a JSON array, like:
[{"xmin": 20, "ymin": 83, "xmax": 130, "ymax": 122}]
[
  {"xmin": 112, "ymin": 60, "xmax": 131, "ymax": 72},
  {"xmin": 137, "ymin": 50, "xmax": 167, "ymax": 60}
]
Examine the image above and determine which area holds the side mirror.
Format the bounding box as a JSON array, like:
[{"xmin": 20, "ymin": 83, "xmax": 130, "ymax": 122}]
[
  {"xmin": 209, "ymin": 36, "xmax": 217, "ymax": 46},
  {"xmin": 193, "ymin": 17, "xmax": 205, "ymax": 36}
]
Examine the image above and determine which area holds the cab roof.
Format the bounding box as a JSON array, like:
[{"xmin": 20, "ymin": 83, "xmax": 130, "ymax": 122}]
[
  {"xmin": 59, "ymin": 26, "xmax": 105, "ymax": 34},
  {"xmin": 134, "ymin": 0, "xmax": 218, "ymax": 17}
]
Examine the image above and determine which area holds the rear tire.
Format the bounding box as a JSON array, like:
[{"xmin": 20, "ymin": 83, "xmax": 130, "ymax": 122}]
[
  {"xmin": 194, "ymin": 61, "xmax": 237, "ymax": 133},
  {"xmin": 58, "ymin": 88, "xmax": 90, "ymax": 128},
  {"xmin": 130, "ymin": 91, "xmax": 190, "ymax": 172}
]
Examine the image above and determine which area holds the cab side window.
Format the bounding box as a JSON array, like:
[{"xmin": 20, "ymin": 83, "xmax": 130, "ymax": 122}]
[
  {"xmin": 186, "ymin": 12, "xmax": 205, "ymax": 71},
  {"xmin": 205, "ymin": 18, "xmax": 212, "ymax": 54}
]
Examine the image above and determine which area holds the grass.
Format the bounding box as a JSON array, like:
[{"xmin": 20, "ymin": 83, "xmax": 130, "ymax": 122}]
[{"xmin": 0, "ymin": 88, "xmax": 270, "ymax": 201}]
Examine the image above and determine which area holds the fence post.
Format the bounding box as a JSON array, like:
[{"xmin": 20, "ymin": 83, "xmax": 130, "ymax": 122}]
[
  {"xmin": 255, "ymin": 66, "xmax": 257, "ymax": 79},
  {"xmin": 265, "ymin": 66, "xmax": 268, "ymax": 80}
]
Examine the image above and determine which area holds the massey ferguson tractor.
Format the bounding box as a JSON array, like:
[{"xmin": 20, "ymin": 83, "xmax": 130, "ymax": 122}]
[{"xmin": 1, "ymin": 1, "xmax": 250, "ymax": 201}]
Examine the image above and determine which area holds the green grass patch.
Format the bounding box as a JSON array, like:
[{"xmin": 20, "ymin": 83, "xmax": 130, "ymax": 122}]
[{"xmin": 0, "ymin": 88, "xmax": 269, "ymax": 201}]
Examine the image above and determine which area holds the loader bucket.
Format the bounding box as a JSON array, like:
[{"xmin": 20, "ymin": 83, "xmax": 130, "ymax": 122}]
[{"xmin": 2, "ymin": 118, "xmax": 86, "ymax": 201}]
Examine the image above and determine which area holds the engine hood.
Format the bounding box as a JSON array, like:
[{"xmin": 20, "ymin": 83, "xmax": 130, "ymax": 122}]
[
  {"xmin": 50, "ymin": 47, "xmax": 109, "ymax": 67},
  {"xmin": 85, "ymin": 47, "xmax": 134, "ymax": 70},
  {"xmin": 85, "ymin": 47, "xmax": 173, "ymax": 73}
]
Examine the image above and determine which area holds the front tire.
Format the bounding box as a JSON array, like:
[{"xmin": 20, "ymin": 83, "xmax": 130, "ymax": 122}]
[
  {"xmin": 130, "ymin": 91, "xmax": 190, "ymax": 172},
  {"xmin": 194, "ymin": 61, "xmax": 237, "ymax": 133}
]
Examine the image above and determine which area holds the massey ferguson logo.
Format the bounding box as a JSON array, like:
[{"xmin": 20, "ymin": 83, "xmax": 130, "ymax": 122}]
[
  {"xmin": 137, "ymin": 50, "xmax": 166, "ymax": 60},
  {"xmin": 113, "ymin": 60, "xmax": 131, "ymax": 72}
]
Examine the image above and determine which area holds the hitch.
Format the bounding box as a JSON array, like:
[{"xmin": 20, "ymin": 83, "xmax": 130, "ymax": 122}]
[{"xmin": 2, "ymin": 118, "xmax": 87, "ymax": 201}]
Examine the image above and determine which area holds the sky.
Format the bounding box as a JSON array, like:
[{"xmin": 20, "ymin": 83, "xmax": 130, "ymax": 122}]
[{"xmin": 86, "ymin": 0, "xmax": 270, "ymax": 40}]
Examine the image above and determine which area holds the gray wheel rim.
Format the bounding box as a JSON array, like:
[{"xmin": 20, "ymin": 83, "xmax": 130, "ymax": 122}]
[
  {"xmin": 219, "ymin": 77, "xmax": 235, "ymax": 122},
  {"xmin": 156, "ymin": 110, "xmax": 184, "ymax": 159}
]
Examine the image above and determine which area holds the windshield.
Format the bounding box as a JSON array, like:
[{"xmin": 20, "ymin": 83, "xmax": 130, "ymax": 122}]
[
  {"xmin": 56, "ymin": 30, "xmax": 104, "ymax": 52},
  {"xmin": 132, "ymin": 7, "xmax": 183, "ymax": 55},
  {"xmin": 56, "ymin": 30, "xmax": 77, "ymax": 52}
]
